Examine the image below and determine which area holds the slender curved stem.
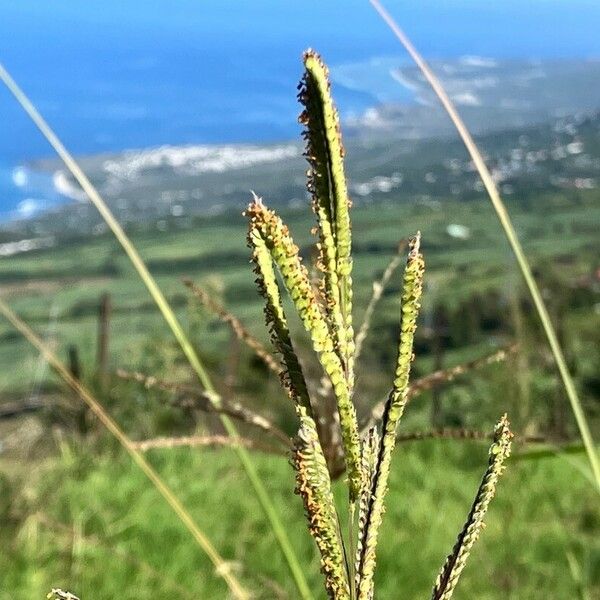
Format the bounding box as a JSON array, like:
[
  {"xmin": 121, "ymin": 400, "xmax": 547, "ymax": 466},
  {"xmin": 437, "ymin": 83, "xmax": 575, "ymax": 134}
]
[
  {"xmin": 0, "ymin": 62, "xmax": 313, "ymax": 599},
  {"xmin": 0, "ymin": 298, "xmax": 249, "ymax": 600},
  {"xmin": 369, "ymin": 0, "xmax": 600, "ymax": 490}
]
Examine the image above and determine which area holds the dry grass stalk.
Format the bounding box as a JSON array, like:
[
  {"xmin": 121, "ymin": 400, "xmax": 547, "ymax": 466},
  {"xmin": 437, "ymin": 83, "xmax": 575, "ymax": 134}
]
[
  {"xmin": 354, "ymin": 241, "xmax": 406, "ymax": 362},
  {"xmin": 116, "ymin": 368, "xmax": 291, "ymax": 447},
  {"xmin": 409, "ymin": 344, "xmax": 518, "ymax": 398},
  {"xmin": 0, "ymin": 298, "xmax": 250, "ymax": 600},
  {"xmin": 396, "ymin": 428, "xmax": 544, "ymax": 444},
  {"xmin": 131, "ymin": 434, "xmax": 285, "ymax": 455},
  {"xmin": 183, "ymin": 278, "xmax": 281, "ymax": 376},
  {"xmin": 369, "ymin": 0, "xmax": 599, "ymax": 489},
  {"xmin": 362, "ymin": 344, "xmax": 517, "ymax": 432}
]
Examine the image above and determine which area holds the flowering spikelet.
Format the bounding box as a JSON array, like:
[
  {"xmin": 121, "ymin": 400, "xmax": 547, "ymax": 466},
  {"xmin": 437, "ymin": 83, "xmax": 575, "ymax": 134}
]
[
  {"xmin": 355, "ymin": 427, "xmax": 379, "ymax": 595},
  {"xmin": 293, "ymin": 411, "xmax": 351, "ymax": 600},
  {"xmin": 431, "ymin": 415, "xmax": 513, "ymax": 600},
  {"xmin": 356, "ymin": 234, "xmax": 424, "ymax": 599},
  {"xmin": 47, "ymin": 591, "xmax": 80, "ymax": 600},
  {"xmin": 246, "ymin": 197, "xmax": 361, "ymax": 499},
  {"xmin": 246, "ymin": 204, "xmax": 312, "ymax": 415},
  {"xmin": 299, "ymin": 49, "xmax": 354, "ymax": 387}
]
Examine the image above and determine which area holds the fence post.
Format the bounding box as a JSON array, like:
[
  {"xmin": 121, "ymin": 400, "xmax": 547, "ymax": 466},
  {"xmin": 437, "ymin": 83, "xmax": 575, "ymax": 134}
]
[
  {"xmin": 68, "ymin": 344, "xmax": 81, "ymax": 381},
  {"xmin": 97, "ymin": 292, "xmax": 111, "ymax": 387}
]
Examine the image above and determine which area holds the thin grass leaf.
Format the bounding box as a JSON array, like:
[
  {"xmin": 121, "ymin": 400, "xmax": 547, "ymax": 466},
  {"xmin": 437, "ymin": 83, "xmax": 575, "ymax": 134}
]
[
  {"xmin": 293, "ymin": 412, "xmax": 351, "ymax": 600},
  {"xmin": 369, "ymin": 0, "xmax": 600, "ymax": 490},
  {"xmin": 431, "ymin": 415, "xmax": 513, "ymax": 600},
  {"xmin": 247, "ymin": 196, "xmax": 361, "ymax": 499},
  {"xmin": 0, "ymin": 298, "xmax": 250, "ymax": 600},
  {"xmin": 0, "ymin": 62, "xmax": 314, "ymax": 599},
  {"xmin": 183, "ymin": 278, "xmax": 281, "ymax": 376},
  {"xmin": 299, "ymin": 50, "xmax": 355, "ymax": 386},
  {"xmin": 409, "ymin": 344, "xmax": 518, "ymax": 398},
  {"xmin": 356, "ymin": 234, "xmax": 424, "ymax": 599}
]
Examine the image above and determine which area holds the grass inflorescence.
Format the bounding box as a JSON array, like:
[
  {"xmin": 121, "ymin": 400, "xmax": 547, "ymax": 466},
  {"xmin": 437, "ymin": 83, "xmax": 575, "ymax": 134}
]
[
  {"xmin": 0, "ymin": 47, "xmax": 518, "ymax": 599},
  {"xmin": 244, "ymin": 50, "xmax": 513, "ymax": 599}
]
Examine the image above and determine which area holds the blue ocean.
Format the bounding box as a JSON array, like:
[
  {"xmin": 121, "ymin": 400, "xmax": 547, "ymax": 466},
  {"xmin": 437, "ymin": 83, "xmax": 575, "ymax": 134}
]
[{"xmin": 1, "ymin": 0, "xmax": 600, "ymax": 219}]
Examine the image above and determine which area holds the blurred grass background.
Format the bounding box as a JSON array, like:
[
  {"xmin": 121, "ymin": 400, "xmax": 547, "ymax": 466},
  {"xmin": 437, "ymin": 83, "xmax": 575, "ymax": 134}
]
[{"xmin": 0, "ymin": 190, "xmax": 598, "ymax": 597}]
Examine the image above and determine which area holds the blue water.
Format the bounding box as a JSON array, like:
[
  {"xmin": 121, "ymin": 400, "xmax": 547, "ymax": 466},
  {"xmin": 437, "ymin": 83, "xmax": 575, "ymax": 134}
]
[{"xmin": 1, "ymin": 0, "xmax": 600, "ymax": 219}]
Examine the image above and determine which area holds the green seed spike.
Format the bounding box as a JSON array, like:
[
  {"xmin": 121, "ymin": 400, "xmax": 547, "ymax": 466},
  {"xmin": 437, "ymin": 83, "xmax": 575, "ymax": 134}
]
[
  {"xmin": 299, "ymin": 49, "xmax": 355, "ymax": 387},
  {"xmin": 246, "ymin": 204, "xmax": 313, "ymax": 417},
  {"xmin": 431, "ymin": 415, "xmax": 513, "ymax": 600},
  {"xmin": 356, "ymin": 234, "xmax": 424, "ymax": 599},
  {"xmin": 355, "ymin": 427, "xmax": 379, "ymax": 594},
  {"xmin": 293, "ymin": 411, "xmax": 352, "ymax": 600},
  {"xmin": 246, "ymin": 197, "xmax": 362, "ymax": 500}
]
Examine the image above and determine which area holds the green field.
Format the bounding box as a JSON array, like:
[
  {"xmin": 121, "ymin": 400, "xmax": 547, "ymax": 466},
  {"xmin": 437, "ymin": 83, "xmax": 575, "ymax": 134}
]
[
  {"xmin": 2, "ymin": 441, "xmax": 598, "ymax": 599},
  {"xmin": 1, "ymin": 192, "xmax": 598, "ymax": 395},
  {"xmin": 1, "ymin": 190, "xmax": 599, "ymax": 598}
]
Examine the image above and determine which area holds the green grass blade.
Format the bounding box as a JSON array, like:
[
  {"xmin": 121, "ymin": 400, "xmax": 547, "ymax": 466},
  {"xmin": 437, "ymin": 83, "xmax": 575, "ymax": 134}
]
[
  {"xmin": 0, "ymin": 298, "xmax": 250, "ymax": 600},
  {"xmin": 0, "ymin": 62, "xmax": 313, "ymax": 600},
  {"xmin": 369, "ymin": 0, "xmax": 600, "ymax": 490}
]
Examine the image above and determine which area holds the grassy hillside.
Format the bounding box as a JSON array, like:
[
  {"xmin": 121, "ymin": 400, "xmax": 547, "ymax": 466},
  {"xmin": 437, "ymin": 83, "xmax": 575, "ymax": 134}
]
[
  {"xmin": 2, "ymin": 441, "xmax": 598, "ymax": 599},
  {"xmin": 0, "ymin": 189, "xmax": 599, "ymax": 598},
  {"xmin": 1, "ymin": 191, "xmax": 598, "ymax": 396}
]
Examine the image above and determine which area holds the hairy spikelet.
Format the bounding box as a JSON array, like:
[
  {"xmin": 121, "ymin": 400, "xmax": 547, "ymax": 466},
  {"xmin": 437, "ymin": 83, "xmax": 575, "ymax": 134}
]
[
  {"xmin": 431, "ymin": 415, "xmax": 513, "ymax": 600},
  {"xmin": 47, "ymin": 591, "xmax": 80, "ymax": 600},
  {"xmin": 246, "ymin": 206, "xmax": 312, "ymax": 416},
  {"xmin": 246, "ymin": 197, "xmax": 361, "ymax": 499},
  {"xmin": 356, "ymin": 234, "xmax": 424, "ymax": 598},
  {"xmin": 299, "ymin": 49, "xmax": 354, "ymax": 386},
  {"xmin": 355, "ymin": 427, "xmax": 379, "ymax": 594},
  {"xmin": 293, "ymin": 412, "xmax": 351, "ymax": 600}
]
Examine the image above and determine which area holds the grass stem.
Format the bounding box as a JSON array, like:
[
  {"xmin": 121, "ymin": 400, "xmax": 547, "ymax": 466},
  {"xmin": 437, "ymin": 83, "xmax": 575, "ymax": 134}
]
[
  {"xmin": 369, "ymin": 0, "xmax": 600, "ymax": 490},
  {"xmin": 0, "ymin": 298, "xmax": 250, "ymax": 600},
  {"xmin": 0, "ymin": 61, "xmax": 313, "ymax": 599}
]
